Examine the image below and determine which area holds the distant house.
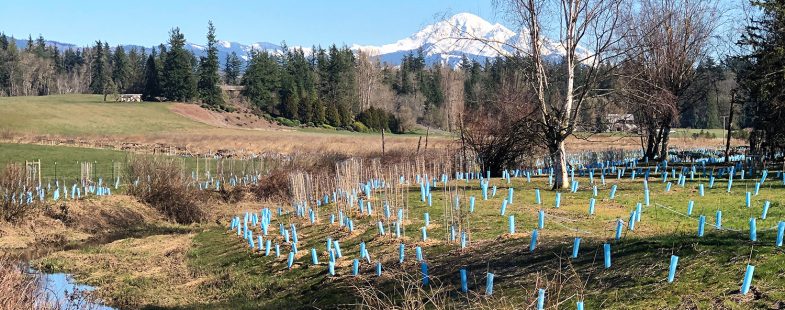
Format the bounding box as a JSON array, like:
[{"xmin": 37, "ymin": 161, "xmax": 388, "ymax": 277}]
[
  {"xmin": 220, "ymin": 85, "xmax": 245, "ymax": 98},
  {"xmin": 117, "ymin": 94, "xmax": 142, "ymax": 102},
  {"xmin": 606, "ymin": 114, "xmax": 637, "ymax": 132}
]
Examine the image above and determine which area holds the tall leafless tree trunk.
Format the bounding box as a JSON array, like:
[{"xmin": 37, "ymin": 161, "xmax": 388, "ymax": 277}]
[{"xmin": 495, "ymin": 0, "xmax": 624, "ymax": 189}]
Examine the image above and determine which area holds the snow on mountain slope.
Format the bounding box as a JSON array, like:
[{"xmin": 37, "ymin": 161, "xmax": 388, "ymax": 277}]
[{"xmin": 353, "ymin": 12, "xmax": 592, "ymax": 67}]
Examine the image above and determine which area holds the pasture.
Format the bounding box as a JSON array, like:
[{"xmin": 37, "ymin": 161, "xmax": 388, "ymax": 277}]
[{"xmin": 30, "ymin": 161, "xmax": 785, "ymax": 309}]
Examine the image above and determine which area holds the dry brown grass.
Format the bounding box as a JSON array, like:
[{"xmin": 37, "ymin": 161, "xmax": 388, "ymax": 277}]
[{"xmin": 35, "ymin": 233, "xmax": 198, "ymax": 309}]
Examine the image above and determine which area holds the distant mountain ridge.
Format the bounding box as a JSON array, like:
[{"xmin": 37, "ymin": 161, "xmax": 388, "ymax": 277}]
[{"xmin": 9, "ymin": 13, "xmax": 588, "ymax": 68}]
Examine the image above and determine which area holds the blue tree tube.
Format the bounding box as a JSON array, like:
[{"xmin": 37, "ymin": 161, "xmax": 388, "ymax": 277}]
[
  {"xmin": 538, "ymin": 210, "xmax": 545, "ymax": 229},
  {"xmin": 750, "ymin": 218, "xmax": 757, "ymax": 241},
  {"xmin": 555, "ymin": 192, "xmax": 561, "ymax": 209},
  {"xmin": 265, "ymin": 240, "xmax": 271, "ymax": 256},
  {"xmin": 334, "ymin": 240, "xmax": 342, "ymax": 258},
  {"xmin": 424, "ymin": 213, "xmax": 430, "ymax": 226},
  {"xmin": 311, "ymin": 248, "xmax": 319, "ymax": 265},
  {"xmin": 461, "ymin": 231, "xmax": 468, "ymax": 248},
  {"xmin": 485, "ymin": 273, "xmax": 495, "ymax": 295},
  {"xmin": 275, "ymin": 244, "xmax": 281, "ymax": 257},
  {"xmin": 572, "ymin": 237, "xmax": 581, "ymax": 258},
  {"xmin": 399, "ymin": 243, "xmax": 405, "ymax": 263},
  {"xmin": 762, "ymin": 201, "xmax": 770, "ymax": 220},
  {"xmin": 530, "ymin": 229, "xmax": 539, "ymax": 252},
  {"xmin": 577, "ymin": 301, "xmax": 584, "ymax": 310},
  {"xmin": 644, "ymin": 189, "xmax": 650, "ymax": 206},
  {"xmin": 727, "ymin": 177, "xmax": 733, "ymax": 193},
  {"xmin": 509, "ymin": 215, "xmax": 516, "ymax": 234},
  {"xmin": 635, "ymin": 203, "xmax": 642, "ymax": 222},
  {"xmin": 699, "ymin": 184, "xmax": 704, "ymax": 197},
  {"xmin": 589, "ymin": 198, "xmax": 596, "ymax": 215},
  {"xmin": 668, "ymin": 255, "xmax": 679, "ymax": 283},
  {"xmin": 537, "ymin": 288, "xmax": 546, "ymax": 310},
  {"xmin": 698, "ymin": 215, "xmax": 706, "ymax": 237},
  {"xmin": 535, "ymin": 189, "xmax": 541, "ymax": 204},
  {"xmin": 508, "ymin": 188, "xmax": 514, "ymax": 204},
  {"xmin": 460, "ymin": 268, "xmax": 468, "ymax": 293},
  {"xmin": 603, "ymin": 243, "xmax": 611, "ymax": 269},
  {"xmin": 359, "ymin": 242, "xmax": 366, "ymax": 258},
  {"xmin": 421, "ymin": 263, "xmax": 429, "ymax": 286},
  {"xmin": 776, "ymin": 221, "xmax": 784, "ymax": 247},
  {"xmin": 415, "ymin": 246, "xmax": 423, "ymax": 261},
  {"xmin": 287, "ymin": 252, "xmax": 295, "ymax": 269},
  {"xmin": 593, "ymin": 185, "xmax": 598, "ymax": 197},
  {"xmin": 615, "ymin": 219, "xmax": 623, "ymax": 240},
  {"xmin": 421, "ymin": 226, "xmax": 428, "ymax": 241},
  {"xmin": 746, "ymin": 192, "xmax": 752, "ymax": 208},
  {"xmin": 687, "ymin": 200, "xmax": 694, "ymax": 216},
  {"xmin": 352, "ymin": 259, "xmax": 359, "ymax": 276},
  {"xmin": 378, "ymin": 221, "xmax": 385, "ymax": 236},
  {"xmin": 716, "ymin": 210, "xmax": 722, "ymax": 229},
  {"xmin": 741, "ymin": 265, "xmax": 755, "ymax": 295},
  {"xmin": 470, "ymin": 196, "xmax": 475, "ymax": 212},
  {"xmin": 609, "ymin": 185, "xmax": 617, "ymax": 200},
  {"xmin": 500, "ymin": 200, "xmax": 507, "ymax": 216},
  {"xmin": 376, "ymin": 262, "xmax": 382, "ymax": 277}
]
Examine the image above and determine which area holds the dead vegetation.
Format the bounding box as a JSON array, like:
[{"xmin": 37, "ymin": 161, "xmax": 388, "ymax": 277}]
[
  {"xmin": 126, "ymin": 157, "xmax": 207, "ymax": 224},
  {"xmin": 0, "ymin": 255, "xmax": 45, "ymax": 310},
  {"xmin": 1, "ymin": 164, "xmax": 42, "ymax": 223}
]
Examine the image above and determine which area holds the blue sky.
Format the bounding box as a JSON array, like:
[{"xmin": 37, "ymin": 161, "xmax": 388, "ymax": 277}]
[{"xmin": 0, "ymin": 0, "xmax": 503, "ymax": 47}]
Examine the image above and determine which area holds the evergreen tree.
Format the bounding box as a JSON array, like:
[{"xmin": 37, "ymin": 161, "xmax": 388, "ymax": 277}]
[
  {"xmin": 197, "ymin": 21, "xmax": 225, "ymax": 109},
  {"xmin": 112, "ymin": 46, "xmax": 131, "ymax": 93},
  {"xmin": 241, "ymin": 50, "xmax": 279, "ymax": 113},
  {"xmin": 90, "ymin": 40, "xmax": 112, "ymax": 101},
  {"xmin": 223, "ymin": 51, "xmax": 242, "ymax": 84},
  {"xmin": 142, "ymin": 49, "xmax": 161, "ymax": 100},
  {"xmin": 737, "ymin": 0, "xmax": 785, "ymax": 154},
  {"xmin": 161, "ymin": 27, "xmax": 196, "ymax": 101},
  {"xmin": 34, "ymin": 34, "xmax": 47, "ymax": 58}
]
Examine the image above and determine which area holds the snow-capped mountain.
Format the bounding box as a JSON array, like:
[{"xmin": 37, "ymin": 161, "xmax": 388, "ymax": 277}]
[
  {"xmin": 9, "ymin": 13, "xmax": 589, "ymax": 69},
  {"xmin": 353, "ymin": 12, "xmax": 592, "ymax": 68}
]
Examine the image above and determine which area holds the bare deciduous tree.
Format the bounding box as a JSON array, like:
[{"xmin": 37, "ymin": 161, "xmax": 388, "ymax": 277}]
[
  {"xmin": 492, "ymin": 0, "xmax": 625, "ymax": 189},
  {"xmin": 617, "ymin": 0, "xmax": 719, "ymax": 160}
]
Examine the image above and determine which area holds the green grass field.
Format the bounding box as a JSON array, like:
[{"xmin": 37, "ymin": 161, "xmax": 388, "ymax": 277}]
[
  {"xmin": 34, "ymin": 173, "xmax": 785, "ymax": 309},
  {"xmin": 0, "ymin": 143, "xmax": 265, "ymax": 184},
  {"xmin": 0, "ymin": 95, "xmax": 211, "ymax": 136}
]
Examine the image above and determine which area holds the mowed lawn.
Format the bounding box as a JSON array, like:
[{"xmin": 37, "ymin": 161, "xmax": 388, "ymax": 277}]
[{"xmin": 0, "ymin": 94, "xmax": 209, "ymax": 136}]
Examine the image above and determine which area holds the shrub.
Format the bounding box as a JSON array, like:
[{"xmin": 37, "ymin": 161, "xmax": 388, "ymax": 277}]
[
  {"xmin": 0, "ymin": 257, "xmax": 44, "ymax": 309},
  {"xmin": 356, "ymin": 107, "xmax": 403, "ymax": 133},
  {"xmin": 352, "ymin": 121, "xmax": 369, "ymax": 133},
  {"xmin": 249, "ymin": 170, "xmax": 291, "ymax": 202},
  {"xmin": 274, "ymin": 117, "xmax": 301, "ymax": 127},
  {"xmin": 125, "ymin": 157, "xmax": 206, "ymax": 224},
  {"xmin": 0, "ymin": 164, "xmax": 40, "ymax": 223}
]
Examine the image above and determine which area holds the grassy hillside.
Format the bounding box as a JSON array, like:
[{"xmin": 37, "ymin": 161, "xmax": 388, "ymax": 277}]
[{"xmin": 0, "ymin": 95, "xmax": 210, "ymax": 136}]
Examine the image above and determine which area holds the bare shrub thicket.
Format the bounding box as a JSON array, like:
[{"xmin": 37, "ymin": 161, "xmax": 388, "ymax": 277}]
[
  {"xmin": 249, "ymin": 169, "xmax": 292, "ymax": 203},
  {"xmin": 461, "ymin": 61, "xmax": 543, "ymax": 177},
  {"xmin": 125, "ymin": 157, "xmax": 206, "ymax": 224},
  {"xmin": 1, "ymin": 163, "xmax": 39, "ymax": 222},
  {"xmin": 0, "ymin": 256, "xmax": 45, "ymax": 309},
  {"xmin": 349, "ymin": 267, "xmax": 451, "ymax": 309}
]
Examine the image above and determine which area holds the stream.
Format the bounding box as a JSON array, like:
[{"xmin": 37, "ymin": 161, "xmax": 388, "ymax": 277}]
[{"xmin": 35, "ymin": 270, "xmax": 115, "ymax": 310}]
